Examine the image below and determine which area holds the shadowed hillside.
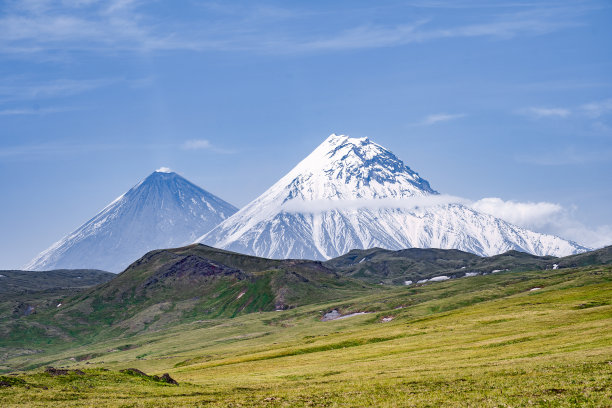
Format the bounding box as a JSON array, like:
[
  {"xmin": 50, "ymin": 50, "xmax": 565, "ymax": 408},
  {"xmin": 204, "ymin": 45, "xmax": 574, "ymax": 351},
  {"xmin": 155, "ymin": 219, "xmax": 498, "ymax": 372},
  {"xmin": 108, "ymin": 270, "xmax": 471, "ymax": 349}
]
[
  {"xmin": 0, "ymin": 269, "xmax": 113, "ymax": 295},
  {"xmin": 325, "ymin": 246, "xmax": 611, "ymax": 284},
  {"xmin": 1, "ymin": 245, "xmax": 374, "ymax": 347}
]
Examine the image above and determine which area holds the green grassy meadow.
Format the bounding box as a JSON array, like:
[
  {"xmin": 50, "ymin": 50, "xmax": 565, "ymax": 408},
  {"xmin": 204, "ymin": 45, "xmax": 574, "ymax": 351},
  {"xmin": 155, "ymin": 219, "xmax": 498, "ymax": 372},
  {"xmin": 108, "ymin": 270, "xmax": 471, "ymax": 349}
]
[{"xmin": 1, "ymin": 265, "xmax": 611, "ymax": 407}]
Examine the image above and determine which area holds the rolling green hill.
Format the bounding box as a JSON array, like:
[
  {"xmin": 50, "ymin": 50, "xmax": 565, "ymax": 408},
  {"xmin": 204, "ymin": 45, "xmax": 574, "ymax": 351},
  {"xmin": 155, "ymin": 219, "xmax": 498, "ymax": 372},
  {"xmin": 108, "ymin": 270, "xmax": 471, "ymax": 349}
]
[
  {"xmin": 0, "ymin": 263, "xmax": 610, "ymax": 407},
  {"xmin": 0, "ymin": 245, "xmax": 375, "ymax": 349},
  {"xmin": 3, "ymin": 245, "xmax": 611, "ymax": 351}
]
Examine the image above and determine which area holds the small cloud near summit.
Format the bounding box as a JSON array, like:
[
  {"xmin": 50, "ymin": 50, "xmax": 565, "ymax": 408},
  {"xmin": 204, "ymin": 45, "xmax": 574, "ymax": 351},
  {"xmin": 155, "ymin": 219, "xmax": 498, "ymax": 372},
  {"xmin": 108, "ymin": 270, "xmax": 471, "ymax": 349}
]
[
  {"xmin": 155, "ymin": 167, "xmax": 172, "ymax": 173},
  {"xmin": 416, "ymin": 113, "xmax": 466, "ymax": 126},
  {"xmin": 182, "ymin": 139, "xmax": 211, "ymax": 150},
  {"xmin": 180, "ymin": 139, "xmax": 235, "ymax": 154},
  {"xmin": 519, "ymin": 107, "xmax": 571, "ymax": 118}
]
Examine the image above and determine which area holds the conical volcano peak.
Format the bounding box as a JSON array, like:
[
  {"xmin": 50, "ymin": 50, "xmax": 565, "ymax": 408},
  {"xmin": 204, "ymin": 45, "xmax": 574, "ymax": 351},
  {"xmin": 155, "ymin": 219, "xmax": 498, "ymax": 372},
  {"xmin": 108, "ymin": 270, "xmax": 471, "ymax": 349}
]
[
  {"xmin": 324, "ymin": 133, "xmax": 348, "ymax": 142},
  {"xmin": 280, "ymin": 134, "xmax": 437, "ymax": 201},
  {"xmin": 325, "ymin": 133, "xmax": 370, "ymax": 143},
  {"xmin": 144, "ymin": 169, "xmax": 179, "ymax": 180},
  {"xmin": 126, "ymin": 169, "xmax": 184, "ymax": 196},
  {"xmin": 319, "ymin": 133, "xmax": 374, "ymax": 154},
  {"xmin": 25, "ymin": 170, "xmax": 238, "ymax": 272}
]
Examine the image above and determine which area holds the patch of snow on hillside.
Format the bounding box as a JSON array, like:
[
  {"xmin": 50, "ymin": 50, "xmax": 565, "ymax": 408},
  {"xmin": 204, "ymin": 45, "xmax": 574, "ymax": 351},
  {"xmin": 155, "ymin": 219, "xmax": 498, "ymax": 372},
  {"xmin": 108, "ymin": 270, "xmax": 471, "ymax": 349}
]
[{"xmin": 429, "ymin": 276, "xmax": 451, "ymax": 282}]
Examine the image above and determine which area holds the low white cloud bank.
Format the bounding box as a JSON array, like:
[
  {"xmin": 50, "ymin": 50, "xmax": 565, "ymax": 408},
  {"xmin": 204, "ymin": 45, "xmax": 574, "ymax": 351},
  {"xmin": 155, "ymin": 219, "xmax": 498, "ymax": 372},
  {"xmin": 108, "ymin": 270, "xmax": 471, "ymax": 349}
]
[
  {"xmin": 471, "ymin": 197, "xmax": 611, "ymax": 249},
  {"xmin": 281, "ymin": 195, "xmax": 612, "ymax": 249},
  {"xmin": 471, "ymin": 197, "xmax": 563, "ymax": 230}
]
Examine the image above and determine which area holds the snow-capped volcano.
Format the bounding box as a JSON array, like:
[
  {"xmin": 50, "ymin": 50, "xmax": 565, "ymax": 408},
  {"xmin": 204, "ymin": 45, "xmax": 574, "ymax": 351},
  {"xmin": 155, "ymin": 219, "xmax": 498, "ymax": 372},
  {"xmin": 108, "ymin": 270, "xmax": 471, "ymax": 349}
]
[
  {"xmin": 197, "ymin": 134, "xmax": 586, "ymax": 259},
  {"xmin": 26, "ymin": 170, "xmax": 237, "ymax": 272}
]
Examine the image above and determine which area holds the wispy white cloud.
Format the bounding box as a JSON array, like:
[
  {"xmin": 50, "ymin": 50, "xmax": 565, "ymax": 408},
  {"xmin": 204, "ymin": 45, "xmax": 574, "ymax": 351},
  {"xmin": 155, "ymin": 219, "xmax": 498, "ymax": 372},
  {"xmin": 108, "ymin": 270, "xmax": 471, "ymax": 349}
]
[
  {"xmin": 517, "ymin": 98, "xmax": 612, "ymax": 125},
  {"xmin": 0, "ymin": 78, "xmax": 116, "ymax": 102},
  {"xmin": 519, "ymin": 106, "xmax": 571, "ymax": 118},
  {"xmin": 0, "ymin": 0, "xmax": 201, "ymax": 54},
  {"xmin": 0, "ymin": 141, "xmax": 121, "ymax": 158},
  {"xmin": 514, "ymin": 80, "xmax": 612, "ymax": 92},
  {"xmin": 180, "ymin": 139, "xmax": 235, "ymax": 154},
  {"xmin": 419, "ymin": 113, "xmax": 467, "ymax": 126},
  {"xmin": 292, "ymin": 2, "xmax": 588, "ymax": 53},
  {"xmin": 400, "ymin": 1, "xmax": 588, "ymax": 10},
  {"xmin": 0, "ymin": 106, "xmax": 79, "ymax": 115},
  {"xmin": 581, "ymin": 98, "xmax": 612, "ymax": 118},
  {"xmin": 0, "ymin": 1, "xmax": 588, "ymax": 56},
  {"xmin": 0, "ymin": 138, "xmax": 234, "ymax": 159},
  {"xmin": 181, "ymin": 139, "xmax": 212, "ymax": 150},
  {"xmin": 285, "ymin": 17, "xmax": 578, "ymax": 53},
  {"xmin": 297, "ymin": 21, "xmax": 428, "ymax": 51}
]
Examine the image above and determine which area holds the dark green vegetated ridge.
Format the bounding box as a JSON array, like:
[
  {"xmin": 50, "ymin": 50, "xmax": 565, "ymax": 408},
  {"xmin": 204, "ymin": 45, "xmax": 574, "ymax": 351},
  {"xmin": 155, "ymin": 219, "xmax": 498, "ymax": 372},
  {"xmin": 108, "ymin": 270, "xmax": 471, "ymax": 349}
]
[
  {"xmin": 326, "ymin": 245, "xmax": 612, "ymax": 284},
  {"xmin": 2, "ymin": 245, "xmax": 610, "ymax": 353},
  {"xmin": 0, "ymin": 269, "xmax": 113, "ymax": 295},
  {"xmin": 0, "ymin": 244, "xmax": 375, "ymax": 349}
]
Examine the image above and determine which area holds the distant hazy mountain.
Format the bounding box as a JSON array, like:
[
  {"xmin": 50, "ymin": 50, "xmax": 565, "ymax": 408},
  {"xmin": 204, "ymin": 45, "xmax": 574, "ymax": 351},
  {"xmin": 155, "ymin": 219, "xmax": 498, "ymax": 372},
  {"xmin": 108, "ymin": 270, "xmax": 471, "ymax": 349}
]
[
  {"xmin": 25, "ymin": 169, "xmax": 237, "ymax": 272},
  {"xmin": 198, "ymin": 134, "xmax": 586, "ymax": 259}
]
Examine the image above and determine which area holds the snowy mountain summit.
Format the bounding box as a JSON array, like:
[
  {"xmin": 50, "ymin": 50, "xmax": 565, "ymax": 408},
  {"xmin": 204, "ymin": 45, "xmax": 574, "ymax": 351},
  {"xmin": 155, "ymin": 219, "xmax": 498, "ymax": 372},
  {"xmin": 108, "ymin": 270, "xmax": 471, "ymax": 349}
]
[
  {"xmin": 198, "ymin": 134, "xmax": 586, "ymax": 259},
  {"xmin": 26, "ymin": 169, "xmax": 237, "ymax": 272},
  {"xmin": 272, "ymin": 133, "xmax": 437, "ymax": 201}
]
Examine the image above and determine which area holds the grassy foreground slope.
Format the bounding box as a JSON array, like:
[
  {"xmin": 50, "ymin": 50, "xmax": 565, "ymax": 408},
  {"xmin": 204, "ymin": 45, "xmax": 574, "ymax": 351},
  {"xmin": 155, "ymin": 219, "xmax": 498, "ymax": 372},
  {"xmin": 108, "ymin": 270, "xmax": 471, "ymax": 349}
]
[
  {"xmin": 0, "ymin": 269, "xmax": 114, "ymax": 365},
  {"xmin": 1, "ymin": 264, "xmax": 610, "ymax": 407}
]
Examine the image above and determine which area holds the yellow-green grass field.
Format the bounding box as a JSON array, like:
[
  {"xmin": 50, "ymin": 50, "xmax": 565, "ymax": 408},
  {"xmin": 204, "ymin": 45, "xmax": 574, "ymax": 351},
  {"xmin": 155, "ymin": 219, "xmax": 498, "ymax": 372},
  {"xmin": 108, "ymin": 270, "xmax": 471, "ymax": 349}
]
[{"xmin": 1, "ymin": 266, "xmax": 611, "ymax": 407}]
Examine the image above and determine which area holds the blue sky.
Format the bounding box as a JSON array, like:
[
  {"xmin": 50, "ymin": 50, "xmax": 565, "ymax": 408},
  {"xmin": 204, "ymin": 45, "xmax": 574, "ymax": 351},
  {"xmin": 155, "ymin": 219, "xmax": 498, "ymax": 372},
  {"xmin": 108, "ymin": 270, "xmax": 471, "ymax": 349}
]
[{"xmin": 1, "ymin": 0, "xmax": 611, "ymax": 268}]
